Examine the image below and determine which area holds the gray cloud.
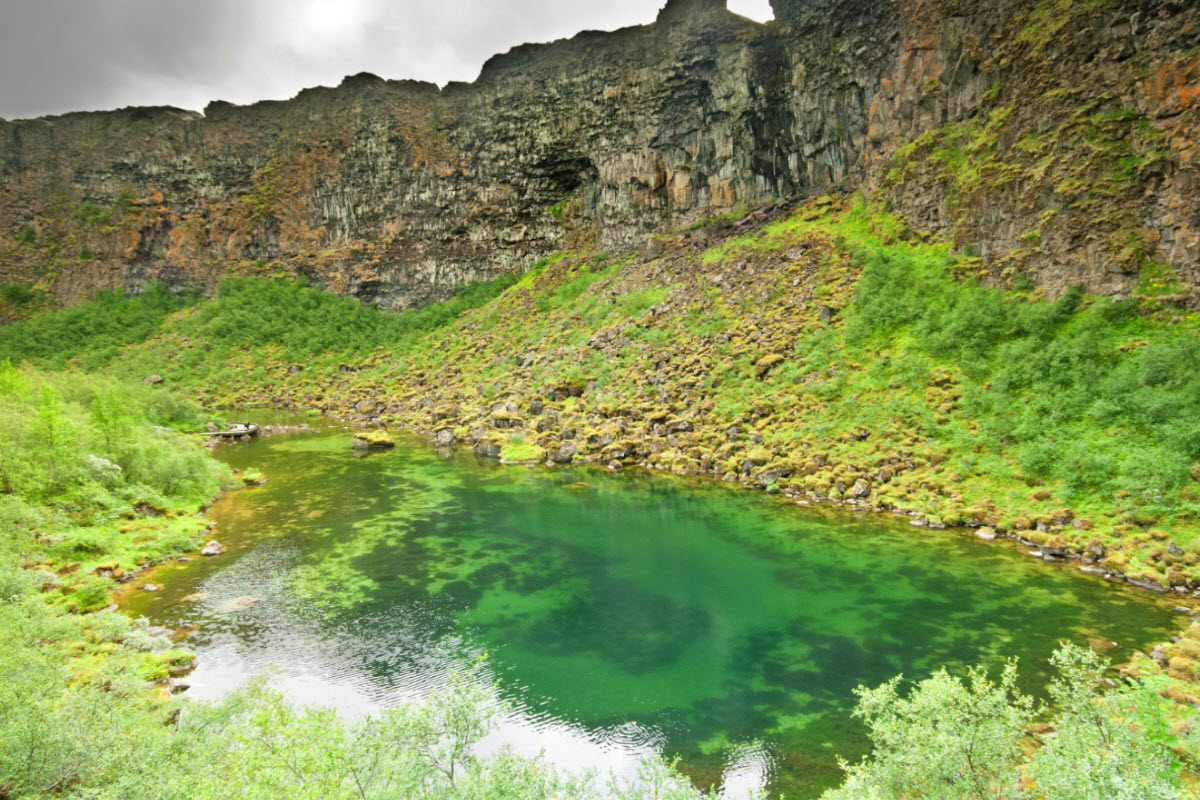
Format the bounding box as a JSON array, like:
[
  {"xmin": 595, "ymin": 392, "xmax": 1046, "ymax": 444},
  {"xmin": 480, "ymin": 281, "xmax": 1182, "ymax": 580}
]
[{"xmin": 0, "ymin": 0, "xmax": 773, "ymax": 120}]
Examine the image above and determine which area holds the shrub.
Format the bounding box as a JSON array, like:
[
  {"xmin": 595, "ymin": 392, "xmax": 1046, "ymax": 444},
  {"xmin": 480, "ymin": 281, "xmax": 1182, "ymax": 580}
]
[
  {"xmin": 70, "ymin": 576, "xmax": 113, "ymax": 613},
  {"xmin": 823, "ymin": 644, "xmax": 1189, "ymax": 800},
  {"xmin": 1, "ymin": 283, "xmax": 36, "ymax": 305},
  {"xmin": 0, "ymin": 281, "xmax": 196, "ymax": 369}
]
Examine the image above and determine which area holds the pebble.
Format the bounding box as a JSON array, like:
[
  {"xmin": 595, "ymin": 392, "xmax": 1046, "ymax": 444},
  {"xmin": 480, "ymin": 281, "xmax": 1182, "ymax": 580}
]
[{"xmin": 200, "ymin": 541, "xmax": 226, "ymax": 557}]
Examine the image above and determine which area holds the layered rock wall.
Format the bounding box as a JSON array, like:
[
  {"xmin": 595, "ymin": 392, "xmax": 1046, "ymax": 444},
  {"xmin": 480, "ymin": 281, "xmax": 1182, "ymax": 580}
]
[{"xmin": 1, "ymin": 0, "xmax": 1197, "ymax": 311}]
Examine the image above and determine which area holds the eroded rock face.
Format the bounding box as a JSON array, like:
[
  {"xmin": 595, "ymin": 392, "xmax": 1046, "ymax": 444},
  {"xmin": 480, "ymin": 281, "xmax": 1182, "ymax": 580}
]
[{"xmin": 0, "ymin": 0, "xmax": 1197, "ymax": 311}]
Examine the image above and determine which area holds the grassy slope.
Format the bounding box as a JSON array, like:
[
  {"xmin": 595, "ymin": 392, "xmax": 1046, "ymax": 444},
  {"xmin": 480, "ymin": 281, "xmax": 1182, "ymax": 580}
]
[
  {"xmin": 12, "ymin": 198, "xmax": 1193, "ymax": 593},
  {"xmin": 3, "ymin": 198, "xmax": 1200, "ymax": 578}
]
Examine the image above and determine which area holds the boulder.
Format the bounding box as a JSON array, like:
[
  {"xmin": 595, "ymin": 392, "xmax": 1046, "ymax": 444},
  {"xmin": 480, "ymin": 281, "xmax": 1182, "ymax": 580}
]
[
  {"xmin": 351, "ymin": 430, "xmax": 395, "ymax": 449},
  {"xmin": 550, "ymin": 442, "xmax": 578, "ymax": 464},
  {"xmin": 433, "ymin": 429, "xmax": 457, "ymax": 447},
  {"xmin": 975, "ymin": 527, "xmax": 998, "ymax": 541},
  {"xmin": 474, "ymin": 440, "xmax": 502, "ymax": 458},
  {"xmin": 754, "ymin": 354, "xmax": 785, "ymax": 379},
  {"xmin": 491, "ymin": 412, "xmax": 518, "ymax": 429},
  {"xmin": 1040, "ymin": 535, "xmax": 1073, "ymax": 558},
  {"xmin": 143, "ymin": 374, "xmax": 164, "ymax": 386},
  {"xmin": 849, "ymin": 479, "xmax": 871, "ymax": 499},
  {"xmin": 745, "ymin": 448, "xmax": 772, "ymax": 466},
  {"xmin": 94, "ymin": 562, "xmax": 123, "ymax": 579}
]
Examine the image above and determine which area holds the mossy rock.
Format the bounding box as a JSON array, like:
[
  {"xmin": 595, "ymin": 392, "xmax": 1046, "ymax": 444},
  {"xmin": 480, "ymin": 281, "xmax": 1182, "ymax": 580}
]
[
  {"xmin": 745, "ymin": 448, "xmax": 773, "ymax": 466},
  {"xmin": 755, "ymin": 353, "xmax": 785, "ymax": 378},
  {"xmin": 352, "ymin": 430, "xmax": 395, "ymax": 449},
  {"xmin": 500, "ymin": 438, "xmax": 546, "ymax": 464}
]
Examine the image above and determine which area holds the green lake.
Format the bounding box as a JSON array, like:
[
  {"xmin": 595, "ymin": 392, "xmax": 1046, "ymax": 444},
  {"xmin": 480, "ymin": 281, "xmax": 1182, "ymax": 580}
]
[{"xmin": 123, "ymin": 422, "xmax": 1179, "ymax": 798}]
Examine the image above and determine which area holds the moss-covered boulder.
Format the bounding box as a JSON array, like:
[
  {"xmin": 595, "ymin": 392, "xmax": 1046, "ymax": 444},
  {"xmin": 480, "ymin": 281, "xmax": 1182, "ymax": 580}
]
[{"xmin": 351, "ymin": 430, "xmax": 395, "ymax": 450}]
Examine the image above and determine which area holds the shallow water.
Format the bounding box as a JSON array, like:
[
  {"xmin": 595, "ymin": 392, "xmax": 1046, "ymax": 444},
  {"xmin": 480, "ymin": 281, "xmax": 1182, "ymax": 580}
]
[{"xmin": 124, "ymin": 421, "xmax": 1178, "ymax": 797}]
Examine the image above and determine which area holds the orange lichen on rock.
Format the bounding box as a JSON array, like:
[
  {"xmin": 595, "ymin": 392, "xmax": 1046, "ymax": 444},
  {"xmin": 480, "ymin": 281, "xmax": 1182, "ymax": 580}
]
[{"xmin": 1144, "ymin": 56, "xmax": 1200, "ymax": 118}]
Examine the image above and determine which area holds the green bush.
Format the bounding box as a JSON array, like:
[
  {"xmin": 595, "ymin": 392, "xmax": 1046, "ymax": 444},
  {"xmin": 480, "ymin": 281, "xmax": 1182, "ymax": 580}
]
[
  {"xmin": 74, "ymin": 202, "xmax": 112, "ymax": 226},
  {"xmin": 822, "ymin": 644, "xmax": 1188, "ymax": 800},
  {"xmin": 1, "ymin": 283, "xmax": 36, "ymax": 305},
  {"xmin": 841, "ymin": 241, "xmax": 1200, "ymax": 511},
  {"xmin": 0, "ymin": 362, "xmax": 226, "ymax": 514}
]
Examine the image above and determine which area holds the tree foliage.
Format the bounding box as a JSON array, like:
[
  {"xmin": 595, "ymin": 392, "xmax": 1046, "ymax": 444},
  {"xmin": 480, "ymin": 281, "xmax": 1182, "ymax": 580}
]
[{"xmin": 822, "ymin": 644, "xmax": 1192, "ymax": 800}]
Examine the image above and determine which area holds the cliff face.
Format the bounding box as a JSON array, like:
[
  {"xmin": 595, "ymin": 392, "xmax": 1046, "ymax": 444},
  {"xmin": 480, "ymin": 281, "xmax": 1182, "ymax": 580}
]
[{"xmin": 0, "ymin": 0, "xmax": 1197, "ymax": 312}]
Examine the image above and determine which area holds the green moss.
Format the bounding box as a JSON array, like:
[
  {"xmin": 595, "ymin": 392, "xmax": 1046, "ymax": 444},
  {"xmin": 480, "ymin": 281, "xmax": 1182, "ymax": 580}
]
[
  {"xmin": 353, "ymin": 430, "xmax": 395, "ymax": 449},
  {"xmin": 500, "ymin": 434, "xmax": 546, "ymax": 463},
  {"xmin": 74, "ymin": 202, "xmax": 113, "ymax": 226}
]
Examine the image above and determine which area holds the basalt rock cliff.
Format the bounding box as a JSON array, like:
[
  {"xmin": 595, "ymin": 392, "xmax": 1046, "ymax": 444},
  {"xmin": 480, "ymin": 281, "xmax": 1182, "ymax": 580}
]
[{"xmin": 1, "ymin": 0, "xmax": 1197, "ymax": 312}]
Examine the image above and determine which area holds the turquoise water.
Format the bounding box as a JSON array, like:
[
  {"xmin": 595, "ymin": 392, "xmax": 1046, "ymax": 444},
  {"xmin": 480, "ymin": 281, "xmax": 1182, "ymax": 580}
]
[{"xmin": 124, "ymin": 424, "xmax": 1178, "ymax": 797}]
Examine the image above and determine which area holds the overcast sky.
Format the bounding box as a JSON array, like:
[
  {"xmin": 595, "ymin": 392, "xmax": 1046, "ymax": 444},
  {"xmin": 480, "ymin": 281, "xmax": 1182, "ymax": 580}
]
[{"xmin": 0, "ymin": 0, "xmax": 774, "ymax": 121}]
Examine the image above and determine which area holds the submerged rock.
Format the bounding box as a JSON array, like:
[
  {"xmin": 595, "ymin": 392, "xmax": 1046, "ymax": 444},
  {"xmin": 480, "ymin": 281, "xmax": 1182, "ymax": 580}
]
[
  {"xmin": 215, "ymin": 595, "xmax": 261, "ymax": 613},
  {"xmin": 200, "ymin": 541, "xmax": 226, "ymax": 557}
]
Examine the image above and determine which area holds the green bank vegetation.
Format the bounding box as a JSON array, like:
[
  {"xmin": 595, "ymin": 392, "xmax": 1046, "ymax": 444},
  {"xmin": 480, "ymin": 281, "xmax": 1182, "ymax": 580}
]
[
  {"xmin": 825, "ymin": 643, "xmax": 1195, "ymax": 800},
  {"xmin": 0, "ymin": 282, "xmax": 197, "ymax": 370},
  {"xmin": 0, "ymin": 363, "xmax": 228, "ymax": 613}
]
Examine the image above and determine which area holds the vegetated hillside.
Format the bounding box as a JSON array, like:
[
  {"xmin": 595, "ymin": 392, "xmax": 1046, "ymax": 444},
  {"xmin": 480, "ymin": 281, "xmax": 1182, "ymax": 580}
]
[
  {"xmin": 0, "ymin": 0, "xmax": 1197, "ymax": 317},
  {"xmin": 5, "ymin": 201, "xmax": 1200, "ymax": 799},
  {"xmin": 5, "ymin": 196, "xmax": 1200, "ymax": 615}
]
